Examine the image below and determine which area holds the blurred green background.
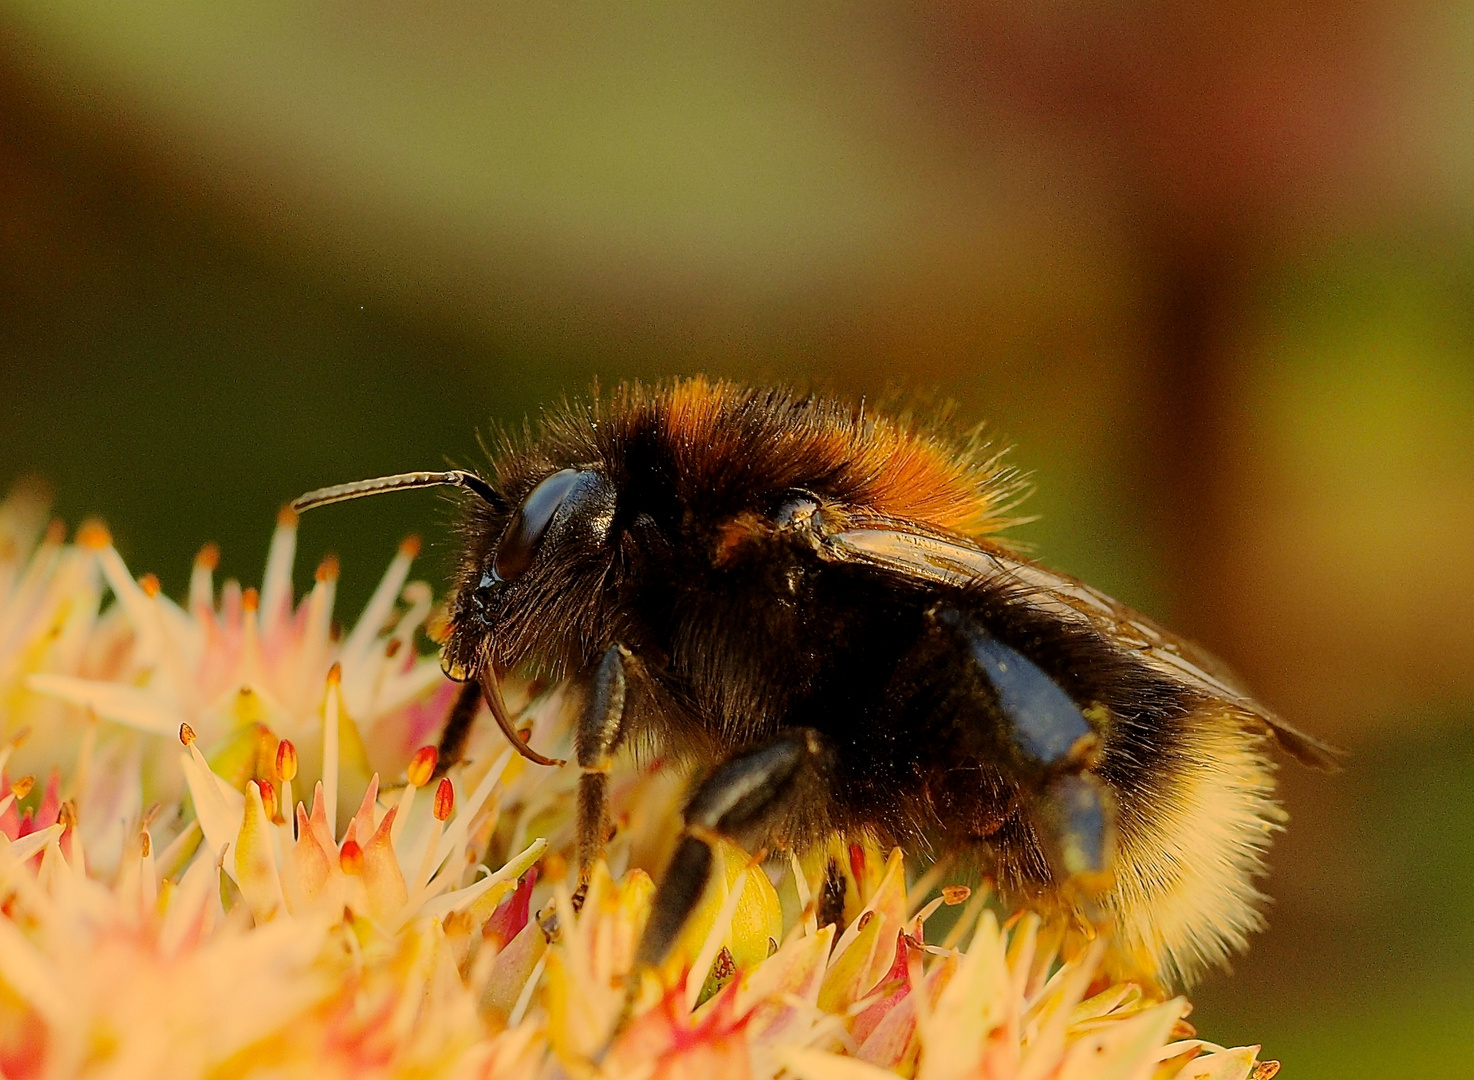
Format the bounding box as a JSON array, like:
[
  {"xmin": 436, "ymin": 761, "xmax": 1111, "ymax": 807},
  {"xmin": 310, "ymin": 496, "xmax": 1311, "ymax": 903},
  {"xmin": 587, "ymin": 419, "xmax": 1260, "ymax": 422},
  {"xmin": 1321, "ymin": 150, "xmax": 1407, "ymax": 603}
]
[{"xmin": 2, "ymin": 5, "xmax": 1472, "ymax": 1074}]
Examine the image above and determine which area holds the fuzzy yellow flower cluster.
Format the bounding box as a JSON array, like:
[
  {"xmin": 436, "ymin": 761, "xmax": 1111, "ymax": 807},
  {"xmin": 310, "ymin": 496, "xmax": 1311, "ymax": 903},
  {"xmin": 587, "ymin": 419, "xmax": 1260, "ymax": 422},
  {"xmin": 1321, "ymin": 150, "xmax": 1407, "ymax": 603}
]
[{"xmin": 0, "ymin": 483, "xmax": 1276, "ymax": 1080}]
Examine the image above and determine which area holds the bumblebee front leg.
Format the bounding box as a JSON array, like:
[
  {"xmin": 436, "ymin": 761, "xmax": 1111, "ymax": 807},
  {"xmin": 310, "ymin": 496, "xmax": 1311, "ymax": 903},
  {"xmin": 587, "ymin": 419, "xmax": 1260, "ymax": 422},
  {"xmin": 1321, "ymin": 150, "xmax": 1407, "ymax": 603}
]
[
  {"xmin": 635, "ymin": 728, "xmax": 828, "ymax": 968},
  {"xmin": 576, "ymin": 643, "xmax": 636, "ymax": 883},
  {"xmin": 432, "ymin": 680, "xmax": 484, "ymax": 779}
]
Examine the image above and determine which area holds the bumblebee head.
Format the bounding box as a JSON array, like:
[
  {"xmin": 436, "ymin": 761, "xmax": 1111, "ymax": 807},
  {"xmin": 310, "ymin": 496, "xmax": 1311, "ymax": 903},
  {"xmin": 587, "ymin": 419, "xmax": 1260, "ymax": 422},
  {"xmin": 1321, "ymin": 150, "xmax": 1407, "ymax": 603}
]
[
  {"xmin": 445, "ymin": 466, "xmax": 619, "ymax": 666},
  {"xmin": 291, "ymin": 465, "xmax": 619, "ymax": 766}
]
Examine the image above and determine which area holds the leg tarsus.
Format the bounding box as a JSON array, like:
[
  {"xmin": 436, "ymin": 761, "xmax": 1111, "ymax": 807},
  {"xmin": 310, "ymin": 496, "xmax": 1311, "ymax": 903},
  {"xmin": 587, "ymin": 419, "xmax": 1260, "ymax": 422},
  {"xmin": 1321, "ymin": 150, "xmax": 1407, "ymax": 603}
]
[
  {"xmin": 635, "ymin": 728, "xmax": 829, "ymax": 969},
  {"xmin": 576, "ymin": 771, "xmax": 610, "ymax": 878},
  {"xmin": 635, "ymin": 835, "xmax": 714, "ymax": 967}
]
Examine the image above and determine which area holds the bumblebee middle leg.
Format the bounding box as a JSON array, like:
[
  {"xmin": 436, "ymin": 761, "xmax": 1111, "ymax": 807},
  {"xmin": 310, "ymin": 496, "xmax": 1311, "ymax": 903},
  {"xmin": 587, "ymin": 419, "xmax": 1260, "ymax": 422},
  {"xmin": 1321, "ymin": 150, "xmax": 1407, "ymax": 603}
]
[{"xmin": 635, "ymin": 728, "xmax": 830, "ymax": 968}]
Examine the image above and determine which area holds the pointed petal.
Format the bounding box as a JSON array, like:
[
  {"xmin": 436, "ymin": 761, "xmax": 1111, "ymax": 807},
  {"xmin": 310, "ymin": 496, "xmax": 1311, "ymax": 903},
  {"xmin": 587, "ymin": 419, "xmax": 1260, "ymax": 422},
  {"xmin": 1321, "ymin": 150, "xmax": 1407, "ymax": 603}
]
[
  {"xmin": 234, "ymin": 782, "xmax": 286, "ymax": 922},
  {"xmin": 361, "ymin": 804, "xmax": 409, "ymax": 924}
]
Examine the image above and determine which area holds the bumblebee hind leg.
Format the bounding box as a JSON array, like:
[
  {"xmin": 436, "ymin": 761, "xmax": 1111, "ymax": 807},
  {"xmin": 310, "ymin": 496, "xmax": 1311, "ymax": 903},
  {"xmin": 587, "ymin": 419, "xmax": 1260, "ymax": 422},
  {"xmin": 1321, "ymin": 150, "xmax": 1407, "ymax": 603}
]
[
  {"xmin": 930, "ymin": 606, "xmax": 1117, "ymax": 890},
  {"xmin": 635, "ymin": 728, "xmax": 830, "ymax": 968}
]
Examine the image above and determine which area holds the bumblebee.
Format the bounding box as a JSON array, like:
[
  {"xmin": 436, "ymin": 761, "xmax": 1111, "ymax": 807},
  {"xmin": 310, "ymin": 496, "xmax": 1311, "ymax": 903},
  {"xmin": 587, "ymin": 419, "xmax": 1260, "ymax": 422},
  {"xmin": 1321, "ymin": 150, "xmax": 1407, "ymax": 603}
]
[{"xmin": 294, "ymin": 378, "xmax": 1336, "ymax": 986}]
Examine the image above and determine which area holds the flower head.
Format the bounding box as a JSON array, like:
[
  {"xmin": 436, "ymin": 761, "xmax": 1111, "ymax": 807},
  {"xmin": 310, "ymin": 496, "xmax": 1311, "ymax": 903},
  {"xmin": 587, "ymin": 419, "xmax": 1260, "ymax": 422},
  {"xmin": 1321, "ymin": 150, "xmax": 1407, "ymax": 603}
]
[{"xmin": 0, "ymin": 483, "xmax": 1278, "ymax": 1079}]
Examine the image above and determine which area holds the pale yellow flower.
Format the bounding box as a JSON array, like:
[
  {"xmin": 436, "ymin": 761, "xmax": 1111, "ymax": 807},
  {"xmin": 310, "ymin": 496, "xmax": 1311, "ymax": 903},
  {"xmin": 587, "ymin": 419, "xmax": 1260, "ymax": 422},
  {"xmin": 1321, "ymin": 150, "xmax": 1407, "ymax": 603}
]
[{"xmin": 0, "ymin": 484, "xmax": 1280, "ymax": 1080}]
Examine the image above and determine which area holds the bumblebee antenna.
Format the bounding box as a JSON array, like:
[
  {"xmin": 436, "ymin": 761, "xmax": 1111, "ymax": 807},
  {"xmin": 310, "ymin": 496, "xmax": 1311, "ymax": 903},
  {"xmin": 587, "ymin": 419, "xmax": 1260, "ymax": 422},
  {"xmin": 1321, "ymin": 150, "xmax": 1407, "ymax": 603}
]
[{"xmin": 291, "ymin": 470, "xmax": 503, "ymax": 513}]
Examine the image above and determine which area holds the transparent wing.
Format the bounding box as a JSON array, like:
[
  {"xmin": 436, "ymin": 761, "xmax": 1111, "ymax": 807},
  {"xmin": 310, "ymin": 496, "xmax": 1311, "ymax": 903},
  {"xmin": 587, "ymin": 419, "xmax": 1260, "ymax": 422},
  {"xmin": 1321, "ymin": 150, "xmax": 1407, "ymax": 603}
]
[{"xmin": 818, "ymin": 526, "xmax": 1341, "ymax": 769}]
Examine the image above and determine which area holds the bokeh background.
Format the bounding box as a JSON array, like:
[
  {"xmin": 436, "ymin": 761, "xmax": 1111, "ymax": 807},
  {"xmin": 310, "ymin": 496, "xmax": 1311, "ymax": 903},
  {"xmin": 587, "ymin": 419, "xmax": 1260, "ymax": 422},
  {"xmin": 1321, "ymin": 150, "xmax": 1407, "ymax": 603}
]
[{"xmin": 2, "ymin": 5, "xmax": 1471, "ymax": 1075}]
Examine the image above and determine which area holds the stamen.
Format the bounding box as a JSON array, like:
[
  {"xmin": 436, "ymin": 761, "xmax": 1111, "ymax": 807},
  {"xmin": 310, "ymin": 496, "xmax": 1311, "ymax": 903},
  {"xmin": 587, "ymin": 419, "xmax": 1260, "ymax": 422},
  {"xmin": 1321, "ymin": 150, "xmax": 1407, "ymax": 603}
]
[
  {"xmin": 260, "ymin": 509, "xmax": 299, "ymax": 627},
  {"xmin": 190, "ymin": 544, "xmax": 218, "ymax": 616},
  {"xmin": 323, "ymin": 664, "xmax": 342, "ymax": 840}
]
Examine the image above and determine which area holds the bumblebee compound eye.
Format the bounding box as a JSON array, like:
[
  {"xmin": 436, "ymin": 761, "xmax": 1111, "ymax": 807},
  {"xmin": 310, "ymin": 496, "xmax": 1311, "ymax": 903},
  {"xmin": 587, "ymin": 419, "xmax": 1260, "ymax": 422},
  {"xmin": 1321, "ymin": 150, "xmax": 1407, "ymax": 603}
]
[{"xmin": 493, "ymin": 468, "xmax": 615, "ymax": 582}]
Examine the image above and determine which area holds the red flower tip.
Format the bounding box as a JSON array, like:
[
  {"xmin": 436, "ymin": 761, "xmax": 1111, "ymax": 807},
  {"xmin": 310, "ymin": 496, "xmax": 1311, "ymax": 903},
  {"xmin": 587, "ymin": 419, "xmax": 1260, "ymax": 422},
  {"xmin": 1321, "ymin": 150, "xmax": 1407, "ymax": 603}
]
[
  {"xmin": 138, "ymin": 573, "xmax": 161, "ymax": 598},
  {"xmin": 327, "ymin": 662, "xmax": 342, "ymax": 686},
  {"xmin": 277, "ymin": 505, "xmax": 299, "ymax": 528},
  {"xmin": 315, "ymin": 554, "xmax": 340, "ymax": 582},
  {"xmin": 849, "ymin": 842, "xmax": 867, "ymax": 889},
  {"xmin": 339, "ymin": 840, "xmax": 364, "ymax": 875},
  {"xmin": 242, "ymin": 588, "xmax": 259, "ymax": 613},
  {"xmin": 195, "ymin": 542, "xmax": 221, "ymax": 570},
  {"xmin": 399, "ymin": 534, "xmax": 422, "ymax": 558},
  {"xmin": 179, "ymin": 723, "xmax": 197, "ymax": 747}
]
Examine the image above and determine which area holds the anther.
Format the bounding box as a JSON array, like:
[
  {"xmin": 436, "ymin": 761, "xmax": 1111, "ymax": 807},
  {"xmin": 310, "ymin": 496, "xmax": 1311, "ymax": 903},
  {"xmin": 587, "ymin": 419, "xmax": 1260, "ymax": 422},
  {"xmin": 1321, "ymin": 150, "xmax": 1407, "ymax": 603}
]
[
  {"xmin": 276, "ymin": 739, "xmax": 298, "ymax": 782},
  {"xmin": 76, "ymin": 521, "xmax": 112, "ymax": 550},
  {"xmin": 407, "ymin": 747, "xmax": 437, "ymax": 788},
  {"xmin": 434, "ymin": 777, "xmax": 454, "ymax": 821}
]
